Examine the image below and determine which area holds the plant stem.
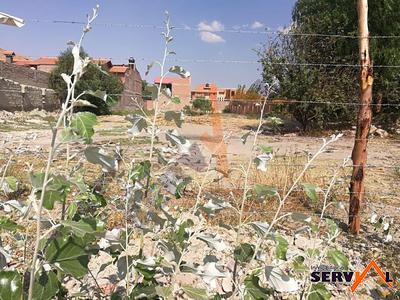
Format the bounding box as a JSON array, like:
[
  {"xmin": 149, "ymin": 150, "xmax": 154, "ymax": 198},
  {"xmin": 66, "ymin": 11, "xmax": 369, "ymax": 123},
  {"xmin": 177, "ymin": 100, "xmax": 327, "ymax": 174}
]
[
  {"xmin": 145, "ymin": 18, "xmax": 170, "ymax": 197},
  {"xmin": 27, "ymin": 10, "xmax": 97, "ymax": 294},
  {"xmin": 27, "ymin": 112, "xmax": 66, "ymax": 300}
]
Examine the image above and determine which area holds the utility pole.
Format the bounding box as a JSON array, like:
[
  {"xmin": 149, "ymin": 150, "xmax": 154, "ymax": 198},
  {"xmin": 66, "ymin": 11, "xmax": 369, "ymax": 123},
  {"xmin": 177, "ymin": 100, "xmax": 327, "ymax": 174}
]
[{"xmin": 349, "ymin": 0, "xmax": 373, "ymax": 234}]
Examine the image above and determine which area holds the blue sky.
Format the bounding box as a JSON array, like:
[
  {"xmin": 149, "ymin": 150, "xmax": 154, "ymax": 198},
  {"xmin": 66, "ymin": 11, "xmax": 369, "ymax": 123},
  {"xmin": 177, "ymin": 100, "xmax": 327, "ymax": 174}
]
[{"xmin": 1, "ymin": 0, "xmax": 295, "ymax": 87}]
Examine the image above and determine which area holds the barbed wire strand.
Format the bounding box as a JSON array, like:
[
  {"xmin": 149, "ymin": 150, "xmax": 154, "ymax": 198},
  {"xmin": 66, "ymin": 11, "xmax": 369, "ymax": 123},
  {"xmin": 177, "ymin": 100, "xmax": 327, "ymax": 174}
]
[{"xmin": 25, "ymin": 19, "xmax": 400, "ymax": 39}]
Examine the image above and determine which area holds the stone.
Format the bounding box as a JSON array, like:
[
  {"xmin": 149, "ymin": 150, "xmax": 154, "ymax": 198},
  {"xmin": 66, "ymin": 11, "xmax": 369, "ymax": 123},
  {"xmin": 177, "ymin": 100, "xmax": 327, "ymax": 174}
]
[{"xmin": 374, "ymin": 128, "xmax": 389, "ymax": 138}]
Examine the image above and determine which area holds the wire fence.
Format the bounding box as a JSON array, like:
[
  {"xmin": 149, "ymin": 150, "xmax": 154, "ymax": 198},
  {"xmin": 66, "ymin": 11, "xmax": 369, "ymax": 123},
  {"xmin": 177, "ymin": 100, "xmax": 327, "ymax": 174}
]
[
  {"xmin": 24, "ymin": 18, "xmax": 400, "ymax": 39},
  {"xmin": 2, "ymin": 14, "xmax": 399, "ymax": 207}
]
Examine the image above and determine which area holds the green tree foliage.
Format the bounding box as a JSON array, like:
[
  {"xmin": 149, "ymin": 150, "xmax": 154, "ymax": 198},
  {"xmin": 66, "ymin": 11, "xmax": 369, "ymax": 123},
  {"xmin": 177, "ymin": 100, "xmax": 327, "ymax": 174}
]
[
  {"xmin": 49, "ymin": 48, "xmax": 124, "ymax": 115},
  {"xmin": 259, "ymin": 0, "xmax": 400, "ymax": 131},
  {"xmin": 192, "ymin": 97, "xmax": 212, "ymax": 114}
]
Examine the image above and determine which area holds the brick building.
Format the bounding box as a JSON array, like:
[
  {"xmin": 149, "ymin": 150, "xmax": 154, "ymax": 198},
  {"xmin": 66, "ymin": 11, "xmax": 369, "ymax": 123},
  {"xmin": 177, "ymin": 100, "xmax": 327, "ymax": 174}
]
[
  {"xmin": 16, "ymin": 57, "xmax": 59, "ymax": 73},
  {"xmin": 1, "ymin": 47, "xmax": 144, "ymax": 111},
  {"xmin": 111, "ymin": 58, "xmax": 143, "ymax": 111},
  {"xmin": 191, "ymin": 83, "xmax": 236, "ymax": 101},
  {"xmin": 148, "ymin": 76, "xmax": 191, "ymax": 110}
]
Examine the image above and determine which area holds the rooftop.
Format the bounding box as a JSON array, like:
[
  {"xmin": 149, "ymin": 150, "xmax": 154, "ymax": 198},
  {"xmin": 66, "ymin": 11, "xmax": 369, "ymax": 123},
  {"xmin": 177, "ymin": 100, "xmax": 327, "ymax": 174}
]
[
  {"xmin": 154, "ymin": 76, "xmax": 188, "ymax": 84},
  {"xmin": 110, "ymin": 65, "xmax": 128, "ymax": 73},
  {"xmin": 0, "ymin": 47, "xmax": 30, "ymax": 62}
]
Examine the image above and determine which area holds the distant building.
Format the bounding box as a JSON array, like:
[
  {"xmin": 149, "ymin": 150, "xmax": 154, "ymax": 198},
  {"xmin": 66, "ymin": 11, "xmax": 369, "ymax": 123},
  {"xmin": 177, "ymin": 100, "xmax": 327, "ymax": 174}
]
[
  {"xmin": 149, "ymin": 75, "xmax": 191, "ymax": 110},
  {"xmin": 15, "ymin": 57, "xmax": 59, "ymax": 73},
  {"xmin": 0, "ymin": 48, "xmax": 30, "ymax": 64},
  {"xmin": 191, "ymin": 83, "xmax": 236, "ymax": 101},
  {"xmin": 192, "ymin": 83, "xmax": 218, "ymax": 100},
  {"xmin": 191, "ymin": 83, "xmax": 237, "ymax": 113},
  {"xmin": 1, "ymin": 47, "xmax": 144, "ymax": 110},
  {"xmin": 92, "ymin": 58, "xmax": 113, "ymax": 70},
  {"xmin": 111, "ymin": 58, "xmax": 143, "ymax": 111}
]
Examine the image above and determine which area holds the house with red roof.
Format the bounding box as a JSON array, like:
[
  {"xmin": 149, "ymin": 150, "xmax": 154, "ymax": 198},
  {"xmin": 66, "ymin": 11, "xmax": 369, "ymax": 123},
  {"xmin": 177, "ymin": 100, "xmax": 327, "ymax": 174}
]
[
  {"xmin": 191, "ymin": 83, "xmax": 236, "ymax": 101},
  {"xmin": 110, "ymin": 58, "xmax": 143, "ymax": 111}
]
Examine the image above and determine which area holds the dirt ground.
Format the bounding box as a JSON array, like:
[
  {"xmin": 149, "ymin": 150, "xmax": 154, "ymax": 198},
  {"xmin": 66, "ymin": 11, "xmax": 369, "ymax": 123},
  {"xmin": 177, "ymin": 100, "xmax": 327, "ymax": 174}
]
[
  {"xmin": 1, "ymin": 111, "xmax": 399, "ymax": 297},
  {"xmin": 2, "ymin": 113, "xmax": 399, "ymax": 206}
]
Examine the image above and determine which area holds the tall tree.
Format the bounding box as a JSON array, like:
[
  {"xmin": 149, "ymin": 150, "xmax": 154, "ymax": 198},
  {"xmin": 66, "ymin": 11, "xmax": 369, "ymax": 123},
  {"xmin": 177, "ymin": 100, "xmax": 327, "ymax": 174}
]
[
  {"xmin": 49, "ymin": 48, "xmax": 123, "ymax": 115},
  {"xmin": 259, "ymin": 0, "xmax": 400, "ymax": 130}
]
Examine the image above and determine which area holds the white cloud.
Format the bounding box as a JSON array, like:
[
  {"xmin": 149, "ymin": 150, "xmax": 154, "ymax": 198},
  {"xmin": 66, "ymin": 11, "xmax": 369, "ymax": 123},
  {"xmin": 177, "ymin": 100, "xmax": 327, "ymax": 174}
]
[
  {"xmin": 198, "ymin": 20, "xmax": 224, "ymax": 32},
  {"xmin": 251, "ymin": 21, "xmax": 264, "ymax": 29},
  {"xmin": 199, "ymin": 31, "xmax": 225, "ymax": 43}
]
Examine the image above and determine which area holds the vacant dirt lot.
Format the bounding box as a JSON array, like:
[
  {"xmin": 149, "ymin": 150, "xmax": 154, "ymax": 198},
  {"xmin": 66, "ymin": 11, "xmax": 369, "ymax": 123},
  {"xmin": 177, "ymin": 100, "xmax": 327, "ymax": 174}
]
[{"xmin": 1, "ymin": 111, "xmax": 399, "ymax": 296}]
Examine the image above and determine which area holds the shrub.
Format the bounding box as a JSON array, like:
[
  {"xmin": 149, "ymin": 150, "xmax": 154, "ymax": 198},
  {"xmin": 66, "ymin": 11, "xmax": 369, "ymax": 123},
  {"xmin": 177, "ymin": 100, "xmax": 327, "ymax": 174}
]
[
  {"xmin": 49, "ymin": 48, "xmax": 123, "ymax": 115},
  {"xmin": 192, "ymin": 97, "xmax": 212, "ymax": 114}
]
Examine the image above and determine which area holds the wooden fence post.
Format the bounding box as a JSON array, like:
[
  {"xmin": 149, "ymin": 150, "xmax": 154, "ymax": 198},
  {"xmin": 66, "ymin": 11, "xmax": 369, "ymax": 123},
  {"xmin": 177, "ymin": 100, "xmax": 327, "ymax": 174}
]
[{"xmin": 349, "ymin": 0, "xmax": 373, "ymax": 234}]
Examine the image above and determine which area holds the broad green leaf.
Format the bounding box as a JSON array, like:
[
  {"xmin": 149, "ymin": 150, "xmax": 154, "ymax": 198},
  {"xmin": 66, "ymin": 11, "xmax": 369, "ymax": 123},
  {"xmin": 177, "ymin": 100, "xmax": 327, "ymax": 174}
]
[
  {"xmin": 197, "ymin": 233, "xmax": 226, "ymax": 251},
  {"xmin": 0, "ymin": 217, "xmax": 23, "ymax": 232},
  {"xmin": 42, "ymin": 190, "xmax": 63, "ymax": 210},
  {"xmin": 130, "ymin": 284, "xmax": 157, "ymax": 299},
  {"xmin": 129, "ymin": 161, "xmax": 151, "ymax": 181},
  {"xmin": 293, "ymin": 256, "xmax": 308, "ymax": 272},
  {"xmin": 0, "ymin": 271, "xmax": 22, "ymax": 300},
  {"xmin": 33, "ymin": 175, "xmax": 70, "ymax": 210},
  {"xmin": 200, "ymin": 193, "xmax": 231, "ymax": 216},
  {"xmin": 302, "ymin": 183, "xmax": 319, "ymax": 203},
  {"xmin": 234, "ymin": 243, "xmax": 255, "ymax": 263},
  {"xmin": 2, "ymin": 176, "xmax": 18, "ymax": 193},
  {"xmin": 275, "ymin": 235, "xmax": 288, "ymax": 260},
  {"xmin": 254, "ymin": 154, "xmax": 273, "ymax": 172},
  {"xmin": 45, "ymin": 236, "xmax": 89, "ymax": 278},
  {"xmin": 76, "ymin": 191, "xmax": 107, "ymax": 207},
  {"xmin": 172, "ymin": 219, "xmax": 194, "ymax": 249},
  {"xmin": 164, "ymin": 111, "xmax": 184, "ymax": 128},
  {"xmin": 182, "ymin": 285, "xmax": 208, "ymax": 300},
  {"xmin": 30, "ymin": 172, "xmax": 45, "ymax": 189},
  {"xmin": 325, "ymin": 219, "xmax": 339, "ymax": 238},
  {"xmin": 73, "ymin": 99, "xmax": 97, "ymax": 108},
  {"xmin": 126, "ymin": 114, "xmax": 148, "ymax": 136},
  {"xmin": 70, "ymin": 112, "xmax": 97, "ymax": 143},
  {"xmin": 265, "ymin": 266, "xmax": 299, "ymax": 293},
  {"xmin": 244, "ymin": 274, "xmax": 271, "ymax": 300},
  {"xmin": 169, "ymin": 66, "xmax": 191, "ymax": 78},
  {"xmin": 174, "ymin": 176, "xmax": 191, "ymax": 199},
  {"xmin": 254, "ymin": 184, "xmax": 277, "ymax": 200},
  {"xmin": 85, "ymin": 89, "xmax": 107, "ymax": 102},
  {"xmin": 308, "ymin": 283, "xmax": 331, "ymax": 300},
  {"xmin": 66, "ymin": 202, "xmax": 78, "ymax": 220},
  {"xmin": 60, "ymin": 128, "xmax": 81, "ymax": 143},
  {"xmin": 249, "ymin": 221, "xmax": 270, "ymax": 236},
  {"xmin": 155, "ymin": 286, "xmax": 173, "ymax": 300},
  {"xmin": 260, "ymin": 145, "xmax": 273, "ymax": 154},
  {"xmin": 165, "ymin": 129, "xmax": 191, "ymax": 154},
  {"xmin": 326, "ymin": 249, "xmax": 348, "ymax": 270},
  {"xmin": 32, "ymin": 270, "xmax": 59, "ymax": 300},
  {"xmin": 194, "ymin": 262, "xmax": 228, "ymax": 286},
  {"xmin": 84, "ymin": 147, "xmax": 118, "ymax": 173},
  {"xmin": 61, "ymin": 219, "xmax": 101, "ymax": 238}
]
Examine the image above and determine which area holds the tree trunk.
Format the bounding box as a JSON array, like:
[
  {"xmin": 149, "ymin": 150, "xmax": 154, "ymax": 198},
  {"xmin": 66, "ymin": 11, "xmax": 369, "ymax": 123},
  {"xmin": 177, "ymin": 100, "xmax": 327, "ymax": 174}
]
[{"xmin": 349, "ymin": 0, "xmax": 373, "ymax": 234}]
